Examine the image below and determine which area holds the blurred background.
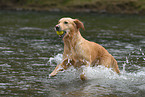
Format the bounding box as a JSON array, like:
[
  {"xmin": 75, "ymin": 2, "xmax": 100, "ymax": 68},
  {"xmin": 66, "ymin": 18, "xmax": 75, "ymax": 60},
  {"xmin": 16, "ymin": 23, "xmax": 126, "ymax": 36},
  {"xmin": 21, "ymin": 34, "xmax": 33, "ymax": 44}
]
[{"xmin": 0, "ymin": 0, "xmax": 145, "ymax": 14}]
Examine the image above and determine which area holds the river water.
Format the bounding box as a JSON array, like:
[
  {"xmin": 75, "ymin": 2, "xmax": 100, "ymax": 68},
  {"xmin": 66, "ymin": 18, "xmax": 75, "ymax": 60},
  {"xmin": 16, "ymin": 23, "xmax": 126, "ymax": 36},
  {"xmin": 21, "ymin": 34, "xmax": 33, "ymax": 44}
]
[{"xmin": 0, "ymin": 11, "xmax": 145, "ymax": 97}]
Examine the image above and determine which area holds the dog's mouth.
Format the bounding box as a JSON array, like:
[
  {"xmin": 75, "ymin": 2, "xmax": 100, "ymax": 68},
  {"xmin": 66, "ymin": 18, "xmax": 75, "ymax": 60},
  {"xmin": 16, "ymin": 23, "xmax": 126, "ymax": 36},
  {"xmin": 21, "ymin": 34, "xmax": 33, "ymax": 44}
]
[
  {"xmin": 58, "ymin": 31, "xmax": 66, "ymax": 38},
  {"xmin": 55, "ymin": 25, "xmax": 67, "ymax": 39},
  {"xmin": 56, "ymin": 30, "xmax": 66, "ymax": 38}
]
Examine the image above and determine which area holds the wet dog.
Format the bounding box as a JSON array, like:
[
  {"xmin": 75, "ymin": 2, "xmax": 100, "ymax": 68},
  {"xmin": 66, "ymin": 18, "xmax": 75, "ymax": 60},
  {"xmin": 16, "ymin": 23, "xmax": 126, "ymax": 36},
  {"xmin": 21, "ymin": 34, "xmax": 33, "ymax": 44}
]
[{"xmin": 49, "ymin": 18, "xmax": 120, "ymax": 80}]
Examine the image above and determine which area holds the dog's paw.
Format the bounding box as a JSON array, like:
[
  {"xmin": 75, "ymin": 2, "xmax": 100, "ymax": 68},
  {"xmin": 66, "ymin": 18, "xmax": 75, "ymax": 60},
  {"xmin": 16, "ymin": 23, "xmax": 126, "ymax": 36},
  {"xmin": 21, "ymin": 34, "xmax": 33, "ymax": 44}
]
[
  {"xmin": 49, "ymin": 74, "xmax": 56, "ymax": 78},
  {"xmin": 80, "ymin": 74, "xmax": 87, "ymax": 81}
]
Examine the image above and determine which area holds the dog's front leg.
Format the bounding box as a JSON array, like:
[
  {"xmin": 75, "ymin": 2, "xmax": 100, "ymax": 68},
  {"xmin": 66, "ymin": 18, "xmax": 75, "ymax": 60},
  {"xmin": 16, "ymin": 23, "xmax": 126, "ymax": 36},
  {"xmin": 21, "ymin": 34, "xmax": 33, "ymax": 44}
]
[
  {"xmin": 49, "ymin": 63, "xmax": 63, "ymax": 77},
  {"xmin": 49, "ymin": 58, "xmax": 71, "ymax": 77}
]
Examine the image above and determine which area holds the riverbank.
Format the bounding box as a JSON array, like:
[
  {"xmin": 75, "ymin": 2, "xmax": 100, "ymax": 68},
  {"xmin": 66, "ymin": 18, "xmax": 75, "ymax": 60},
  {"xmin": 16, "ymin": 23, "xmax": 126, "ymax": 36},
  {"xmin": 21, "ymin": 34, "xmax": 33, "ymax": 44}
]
[{"xmin": 0, "ymin": 0, "xmax": 145, "ymax": 14}]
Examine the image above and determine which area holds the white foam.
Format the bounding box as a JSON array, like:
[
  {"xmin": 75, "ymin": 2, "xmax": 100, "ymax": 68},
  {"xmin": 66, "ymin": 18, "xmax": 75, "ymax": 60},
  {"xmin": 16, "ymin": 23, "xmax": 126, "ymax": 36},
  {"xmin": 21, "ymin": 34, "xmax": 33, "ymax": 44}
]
[
  {"xmin": 48, "ymin": 54, "xmax": 145, "ymax": 92},
  {"xmin": 82, "ymin": 65, "xmax": 117, "ymax": 80},
  {"xmin": 48, "ymin": 54, "xmax": 63, "ymax": 66}
]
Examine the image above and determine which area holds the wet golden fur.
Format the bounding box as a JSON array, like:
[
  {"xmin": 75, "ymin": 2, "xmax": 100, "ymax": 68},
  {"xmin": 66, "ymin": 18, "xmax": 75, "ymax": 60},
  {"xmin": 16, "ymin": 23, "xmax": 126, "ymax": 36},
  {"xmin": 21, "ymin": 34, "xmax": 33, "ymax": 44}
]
[{"xmin": 49, "ymin": 18, "xmax": 120, "ymax": 80}]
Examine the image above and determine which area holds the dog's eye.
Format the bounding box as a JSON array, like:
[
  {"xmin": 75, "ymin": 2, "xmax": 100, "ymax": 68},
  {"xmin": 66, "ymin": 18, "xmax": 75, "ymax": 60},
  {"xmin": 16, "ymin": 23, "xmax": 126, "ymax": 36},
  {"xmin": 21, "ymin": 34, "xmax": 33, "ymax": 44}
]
[{"xmin": 64, "ymin": 21, "xmax": 68, "ymax": 24}]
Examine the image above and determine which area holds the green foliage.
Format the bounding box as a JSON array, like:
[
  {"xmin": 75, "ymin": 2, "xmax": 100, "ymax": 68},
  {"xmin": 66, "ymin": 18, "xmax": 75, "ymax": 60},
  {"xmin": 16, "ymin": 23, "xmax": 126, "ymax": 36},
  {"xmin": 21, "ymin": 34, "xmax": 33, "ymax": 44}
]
[{"xmin": 0, "ymin": 0, "xmax": 145, "ymax": 14}]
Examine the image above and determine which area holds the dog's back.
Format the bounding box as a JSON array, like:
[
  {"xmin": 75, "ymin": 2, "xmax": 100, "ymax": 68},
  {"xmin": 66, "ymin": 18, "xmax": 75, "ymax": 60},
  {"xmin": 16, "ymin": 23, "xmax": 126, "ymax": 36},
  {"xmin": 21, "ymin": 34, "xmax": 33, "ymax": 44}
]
[{"xmin": 75, "ymin": 39, "xmax": 120, "ymax": 74}]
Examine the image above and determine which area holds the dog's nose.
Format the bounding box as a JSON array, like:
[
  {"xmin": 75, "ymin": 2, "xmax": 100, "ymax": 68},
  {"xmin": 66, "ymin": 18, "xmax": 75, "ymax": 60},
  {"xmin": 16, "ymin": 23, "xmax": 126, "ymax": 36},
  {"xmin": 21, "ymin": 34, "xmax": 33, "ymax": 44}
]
[{"xmin": 55, "ymin": 25, "xmax": 60, "ymax": 31}]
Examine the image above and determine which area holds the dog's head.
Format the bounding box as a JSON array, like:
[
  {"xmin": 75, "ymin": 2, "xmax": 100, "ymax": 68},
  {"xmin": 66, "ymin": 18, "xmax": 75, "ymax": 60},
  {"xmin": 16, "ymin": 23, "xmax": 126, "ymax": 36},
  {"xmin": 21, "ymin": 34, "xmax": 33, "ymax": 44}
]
[{"xmin": 55, "ymin": 18, "xmax": 84, "ymax": 38}]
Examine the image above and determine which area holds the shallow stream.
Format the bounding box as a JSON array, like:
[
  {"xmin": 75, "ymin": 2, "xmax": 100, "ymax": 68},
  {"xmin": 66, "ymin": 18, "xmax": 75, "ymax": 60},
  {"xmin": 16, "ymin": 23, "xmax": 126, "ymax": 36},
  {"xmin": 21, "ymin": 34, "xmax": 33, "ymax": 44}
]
[{"xmin": 0, "ymin": 11, "xmax": 145, "ymax": 96}]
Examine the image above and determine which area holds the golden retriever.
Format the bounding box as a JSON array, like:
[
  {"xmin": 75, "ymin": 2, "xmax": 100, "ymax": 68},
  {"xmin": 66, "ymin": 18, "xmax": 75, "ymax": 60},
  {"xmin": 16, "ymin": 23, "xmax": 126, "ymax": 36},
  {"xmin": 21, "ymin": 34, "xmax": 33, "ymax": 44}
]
[{"xmin": 49, "ymin": 17, "xmax": 120, "ymax": 80}]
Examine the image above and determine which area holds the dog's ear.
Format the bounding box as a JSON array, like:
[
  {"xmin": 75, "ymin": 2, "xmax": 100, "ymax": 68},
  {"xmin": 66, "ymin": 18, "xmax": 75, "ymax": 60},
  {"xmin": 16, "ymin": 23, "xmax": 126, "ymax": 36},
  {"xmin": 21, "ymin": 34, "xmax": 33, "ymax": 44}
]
[{"xmin": 73, "ymin": 19, "xmax": 85, "ymax": 30}]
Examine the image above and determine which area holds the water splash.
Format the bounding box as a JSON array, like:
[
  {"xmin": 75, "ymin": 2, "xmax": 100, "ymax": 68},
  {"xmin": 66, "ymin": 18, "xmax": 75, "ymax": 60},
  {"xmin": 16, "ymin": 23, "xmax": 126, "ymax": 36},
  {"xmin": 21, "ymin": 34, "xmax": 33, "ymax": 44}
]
[
  {"xmin": 48, "ymin": 54, "xmax": 62, "ymax": 66},
  {"xmin": 48, "ymin": 54, "xmax": 145, "ymax": 79},
  {"xmin": 48, "ymin": 54, "xmax": 145, "ymax": 94}
]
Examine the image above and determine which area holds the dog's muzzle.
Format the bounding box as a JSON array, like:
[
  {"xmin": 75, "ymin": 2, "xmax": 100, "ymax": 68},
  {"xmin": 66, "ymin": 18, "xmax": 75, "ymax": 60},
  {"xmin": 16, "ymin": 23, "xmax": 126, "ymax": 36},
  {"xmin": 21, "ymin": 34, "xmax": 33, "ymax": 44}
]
[
  {"xmin": 55, "ymin": 25, "xmax": 61, "ymax": 31},
  {"xmin": 55, "ymin": 25, "xmax": 66, "ymax": 38}
]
